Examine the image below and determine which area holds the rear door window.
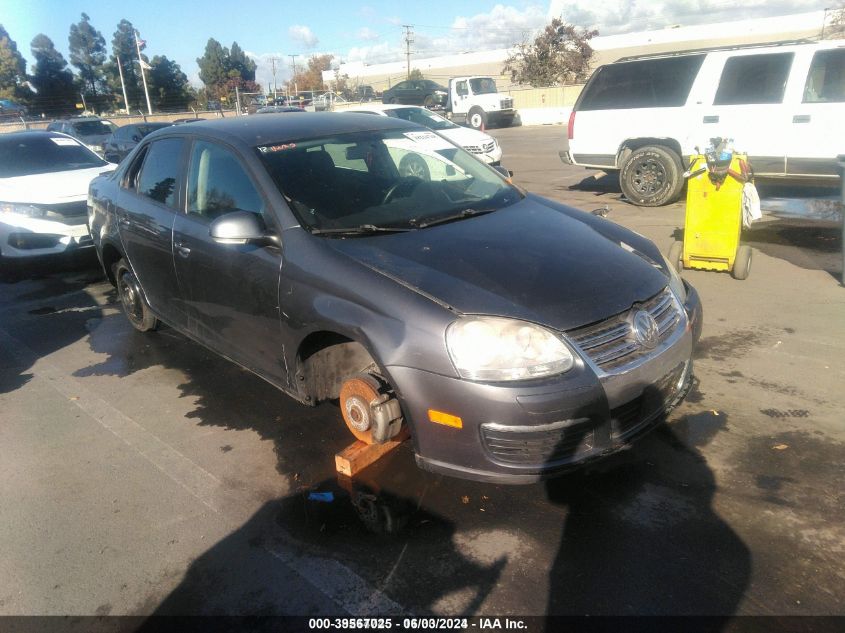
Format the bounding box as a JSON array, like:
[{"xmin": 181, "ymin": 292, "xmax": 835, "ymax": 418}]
[
  {"xmin": 713, "ymin": 53, "xmax": 794, "ymax": 105},
  {"xmin": 135, "ymin": 137, "xmax": 184, "ymax": 208},
  {"xmin": 578, "ymin": 55, "xmax": 705, "ymax": 110},
  {"xmin": 803, "ymin": 49, "xmax": 845, "ymax": 103}
]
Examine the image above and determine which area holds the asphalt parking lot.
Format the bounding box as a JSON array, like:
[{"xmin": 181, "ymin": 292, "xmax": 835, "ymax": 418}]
[{"xmin": 1, "ymin": 125, "xmax": 844, "ymax": 621}]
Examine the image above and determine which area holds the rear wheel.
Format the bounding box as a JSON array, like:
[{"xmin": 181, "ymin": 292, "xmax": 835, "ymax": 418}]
[
  {"xmin": 114, "ymin": 258, "xmax": 158, "ymax": 332},
  {"xmin": 619, "ymin": 146, "xmax": 683, "ymax": 207},
  {"xmin": 732, "ymin": 245, "xmax": 752, "ymax": 280}
]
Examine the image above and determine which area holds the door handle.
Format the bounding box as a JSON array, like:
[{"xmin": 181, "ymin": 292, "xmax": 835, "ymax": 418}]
[
  {"xmin": 703, "ymin": 115, "xmax": 719, "ymax": 123},
  {"xmin": 792, "ymin": 114, "xmax": 811, "ymax": 124},
  {"xmin": 174, "ymin": 242, "xmax": 191, "ymax": 258}
]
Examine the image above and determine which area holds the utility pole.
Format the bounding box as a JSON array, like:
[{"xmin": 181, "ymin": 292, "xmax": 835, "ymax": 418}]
[
  {"xmin": 135, "ymin": 30, "xmax": 153, "ymax": 115},
  {"xmin": 289, "ymin": 54, "xmax": 299, "ymax": 96},
  {"xmin": 116, "ymin": 54, "xmax": 130, "ymax": 115},
  {"xmin": 402, "ymin": 25, "xmax": 414, "ymax": 79},
  {"xmin": 270, "ymin": 56, "xmax": 278, "ymax": 100}
]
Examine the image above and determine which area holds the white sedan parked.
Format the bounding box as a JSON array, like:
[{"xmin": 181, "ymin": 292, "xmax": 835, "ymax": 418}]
[
  {"xmin": 347, "ymin": 104, "xmax": 503, "ymax": 166},
  {"xmin": 0, "ymin": 131, "xmax": 116, "ymax": 261}
]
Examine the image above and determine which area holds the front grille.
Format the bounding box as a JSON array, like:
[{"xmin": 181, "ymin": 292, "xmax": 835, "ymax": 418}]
[
  {"xmin": 568, "ymin": 288, "xmax": 681, "ymax": 372},
  {"xmin": 611, "ymin": 363, "xmax": 687, "ymax": 440},
  {"xmin": 465, "ymin": 141, "xmax": 496, "ymax": 155},
  {"xmin": 500, "ymin": 98, "xmax": 513, "ymax": 109},
  {"xmin": 481, "ymin": 419, "xmax": 594, "ymax": 466}
]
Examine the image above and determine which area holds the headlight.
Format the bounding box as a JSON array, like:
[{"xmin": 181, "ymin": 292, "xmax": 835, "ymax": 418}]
[
  {"xmin": 0, "ymin": 202, "xmax": 45, "ymax": 218},
  {"xmin": 446, "ymin": 316, "xmax": 575, "ymax": 381},
  {"xmin": 661, "ymin": 253, "xmax": 687, "ymax": 302}
]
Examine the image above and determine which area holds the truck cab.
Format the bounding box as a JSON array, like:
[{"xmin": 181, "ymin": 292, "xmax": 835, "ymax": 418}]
[{"xmin": 446, "ymin": 76, "xmax": 515, "ymax": 130}]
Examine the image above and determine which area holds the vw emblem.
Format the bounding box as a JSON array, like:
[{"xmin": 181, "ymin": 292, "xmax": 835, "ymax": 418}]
[{"xmin": 631, "ymin": 310, "xmax": 659, "ymax": 349}]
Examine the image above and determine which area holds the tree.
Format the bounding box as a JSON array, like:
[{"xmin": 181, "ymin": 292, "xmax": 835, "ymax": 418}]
[
  {"xmin": 148, "ymin": 55, "xmax": 194, "ymax": 111},
  {"xmin": 823, "ymin": 3, "xmax": 845, "ymax": 39},
  {"xmin": 228, "ymin": 41, "xmax": 256, "ymax": 82},
  {"xmin": 68, "ymin": 13, "xmax": 109, "ymax": 110},
  {"xmin": 0, "ymin": 24, "xmax": 29, "ymax": 100},
  {"xmin": 294, "ymin": 54, "xmax": 333, "ymax": 91},
  {"xmin": 103, "ymin": 20, "xmax": 145, "ymax": 112},
  {"xmin": 503, "ymin": 18, "xmax": 597, "ymax": 87},
  {"xmin": 408, "ymin": 68, "xmax": 424, "ymax": 80},
  {"xmin": 197, "ymin": 38, "xmax": 258, "ymax": 99},
  {"xmin": 29, "ymin": 34, "xmax": 77, "ymax": 117}
]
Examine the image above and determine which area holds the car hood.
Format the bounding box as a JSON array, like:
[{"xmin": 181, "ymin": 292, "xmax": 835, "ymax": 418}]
[
  {"xmin": 0, "ymin": 165, "xmax": 114, "ymax": 204},
  {"xmin": 324, "ymin": 196, "xmax": 669, "ymax": 331},
  {"xmin": 439, "ymin": 126, "xmax": 494, "ymax": 148}
]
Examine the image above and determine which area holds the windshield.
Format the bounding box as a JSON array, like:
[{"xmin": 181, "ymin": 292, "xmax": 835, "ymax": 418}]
[
  {"xmin": 386, "ymin": 107, "xmax": 457, "ymax": 130},
  {"xmin": 256, "ymin": 128, "xmax": 521, "ymax": 234},
  {"xmin": 71, "ymin": 120, "xmax": 116, "ymax": 137},
  {"xmin": 469, "ymin": 78, "xmax": 498, "ymax": 95},
  {"xmin": 0, "ymin": 135, "xmax": 107, "ymax": 177}
]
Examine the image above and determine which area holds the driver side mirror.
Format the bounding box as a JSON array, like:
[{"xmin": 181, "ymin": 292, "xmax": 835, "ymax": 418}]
[{"xmin": 209, "ymin": 211, "xmax": 279, "ymax": 247}]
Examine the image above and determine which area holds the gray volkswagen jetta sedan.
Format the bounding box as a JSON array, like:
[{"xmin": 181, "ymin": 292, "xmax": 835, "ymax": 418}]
[{"xmin": 89, "ymin": 113, "xmax": 702, "ymax": 484}]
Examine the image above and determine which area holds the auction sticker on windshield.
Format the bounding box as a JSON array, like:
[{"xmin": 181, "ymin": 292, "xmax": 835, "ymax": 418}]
[
  {"xmin": 403, "ymin": 131, "xmax": 453, "ymax": 150},
  {"xmin": 51, "ymin": 137, "xmax": 80, "ymax": 146}
]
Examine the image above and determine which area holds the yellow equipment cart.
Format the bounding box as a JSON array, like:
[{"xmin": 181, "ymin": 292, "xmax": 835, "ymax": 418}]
[{"xmin": 668, "ymin": 153, "xmax": 753, "ymax": 280}]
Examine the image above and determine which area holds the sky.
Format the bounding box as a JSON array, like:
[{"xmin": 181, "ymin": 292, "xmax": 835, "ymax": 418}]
[{"xmin": 1, "ymin": 0, "xmax": 834, "ymax": 91}]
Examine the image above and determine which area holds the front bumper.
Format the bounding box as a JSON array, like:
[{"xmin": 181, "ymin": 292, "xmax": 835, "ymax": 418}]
[
  {"xmin": 478, "ymin": 144, "xmax": 504, "ymax": 165},
  {"xmin": 559, "ymin": 149, "xmax": 573, "ymax": 165},
  {"xmin": 389, "ymin": 284, "xmax": 703, "ymax": 484},
  {"xmin": 0, "ymin": 214, "xmax": 93, "ymax": 258}
]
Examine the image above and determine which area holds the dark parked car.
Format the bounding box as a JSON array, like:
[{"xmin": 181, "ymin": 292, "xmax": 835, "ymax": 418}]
[
  {"xmin": 0, "ymin": 99, "xmax": 27, "ymax": 120},
  {"xmin": 255, "ymin": 106, "xmax": 305, "ymax": 114},
  {"xmin": 89, "ymin": 113, "xmax": 702, "ymax": 483},
  {"xmin": 102, "ymin": 122, "xmax": 174, "ymax": 163},
  {"xmin": 381, "ymin": 80, "xmax": 447, "ymax": 107},
  {"xmin": 46, "ymin": 117, "xmax": 118, "ymax": 156}
]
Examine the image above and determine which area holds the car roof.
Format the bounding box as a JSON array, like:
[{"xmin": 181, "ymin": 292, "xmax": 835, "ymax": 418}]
[
  {"xmin": 147, "ymin": 112, "xmax": 418, "ymax": 146},
  {"xmin": 0, "ymin": 130, "xmax": 68, "ymax": 143}
]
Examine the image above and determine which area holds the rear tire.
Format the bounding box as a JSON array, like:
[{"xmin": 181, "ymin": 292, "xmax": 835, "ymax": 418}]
[
  {"xmin": 619, "ymin": 146, "xmax": 684, "ymax": 207},
  {"xmin": 732, "ymin": 245, "xmax": 752, "ymax": 280},
  {"xmin": 668, "ymin": 240, "xmax": 684, "ymax": 272},
  {"xmin": 114, "ymin": 258, "xmax": 159, "ymax": 332}
]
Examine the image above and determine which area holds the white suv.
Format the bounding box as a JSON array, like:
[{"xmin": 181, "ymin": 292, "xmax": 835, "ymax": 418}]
[{"xmin": 561, "ymin": 40, "xmax": 845, "ymax": 206}]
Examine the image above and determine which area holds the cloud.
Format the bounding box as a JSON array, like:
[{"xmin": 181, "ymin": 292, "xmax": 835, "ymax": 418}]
[
  {"xmin": 345, "ymin": 4, "xmax": 547, "ymax": 64},
  {"xmin": 357, "ymin": 27, "xmax": 380, "ymax": 41},
  {"xmin": 288, "ymin": 25, "xmax": 319, "ymax": 49},
  {"xmin": 547, "ymin": 0, "xmax": 829, "ymax": 34}
]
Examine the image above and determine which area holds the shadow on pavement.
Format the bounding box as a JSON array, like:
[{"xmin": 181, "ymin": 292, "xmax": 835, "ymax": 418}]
[
  {"xmin": 59, "ymin": 289, "xmax": 750, "ymax": 617},
  {"xmin": 0, "ymin": 250, "xmax": 106, "ymax": 396}
]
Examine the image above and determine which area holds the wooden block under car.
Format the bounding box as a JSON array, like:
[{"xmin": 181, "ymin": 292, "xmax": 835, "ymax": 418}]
[{"xmin": 334, "ymin": 427, "xmax": 411, "ymax": 478}]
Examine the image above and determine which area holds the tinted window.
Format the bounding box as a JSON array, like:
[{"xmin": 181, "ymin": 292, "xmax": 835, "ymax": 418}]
[
  {"xmin": 112, "ymin": 126, "xmax": 130, "ymax": 140},
  {"xmin": 714, "ymin": 53, "xmax": 793, "ymax": 105},
  {"xmin": 0, "ymin": 134, "xmax": 107, "ymax": 177},
  {"xmin": 136, "ymin": 138, "xmax": 184, "ymax": 207},
  {"xmin": 386, "ymin": 107, "xmax": 456, "ymax": 130},
  {"xmin": 71, "ymin": 120, "xmax": 116, "ymax": 136},
  {"xmin": 469, "ymin": 78, "xmax": 497, "ymax": 95},
  {"xmin": 187, "ymin": 141, "xmax": 264, "ymax": 220},
  {"xmin": 393, "ymin": 81, "xmax": 411, "ymax": 90},
  {"xmin": 456, "ymin": 81, "xmax": 468, "ymax": 96},
  {"xmin": 578, "ymin": 55, "xmax": 705, "ymax": 110},
  {"xmin": 803, "ymin": 49, "xmax": 845, "ymax": 103}
]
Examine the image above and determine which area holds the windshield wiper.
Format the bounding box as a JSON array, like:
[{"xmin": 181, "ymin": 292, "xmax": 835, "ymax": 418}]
[
  {"xmin": 410, "ymin": 208, "xmax": 496, "ymax": 229},
  {"xmin": 310, "ymin": 224, "xmax": 415, "ymax": 236}
]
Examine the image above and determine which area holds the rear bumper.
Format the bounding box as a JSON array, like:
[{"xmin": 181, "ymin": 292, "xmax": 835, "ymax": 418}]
[{"xmin": 390, "ymin": 285, "xmax": 703, "ymax": 484}]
